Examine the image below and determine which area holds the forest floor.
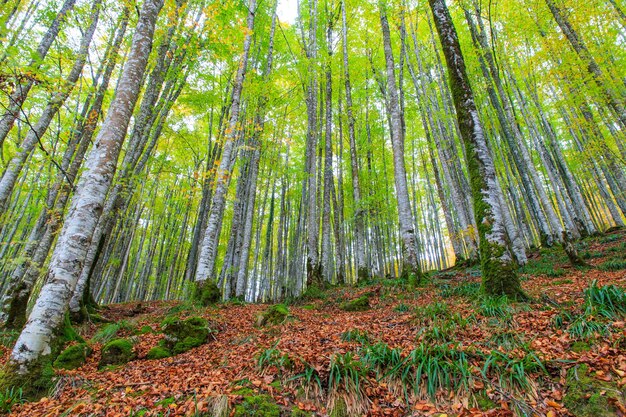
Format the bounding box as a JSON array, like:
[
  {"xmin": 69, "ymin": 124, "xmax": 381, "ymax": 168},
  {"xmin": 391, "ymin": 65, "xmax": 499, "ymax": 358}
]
[{"xmin": 4, "ymin": 231, "xmax": 626, "ymax": 417}]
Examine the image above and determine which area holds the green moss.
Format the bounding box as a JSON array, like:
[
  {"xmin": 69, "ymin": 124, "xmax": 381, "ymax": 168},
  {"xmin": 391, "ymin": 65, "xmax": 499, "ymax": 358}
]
[
  {"xmin": 193, "ymin": 280, "xmax": 221, "ymax": 306},
  {"xmin": 290, "ymin": 407, "xmax": 312, "ymax": 417},
  {"xmin": 146, "ymin": 346, "xmax": 171, "ymax": 360},
  {"xmin": 301, "ymin": 285, "xmax": 326, "ymax": 300},
  {"xmin": 339, "ymin": 296, "xmax": 370, "ymax": 312},
  {"xmin": 138, "ymin": 325, "xmax": 154, "ymax": 335},
  {"xmin": 475, "ymin": 392, "xmax": 496, "ymax": 410},
  {"xmin": 0, "ymin": 356, "xmax": 54, "ymax": 401},
  {"xmin": 564, "ymin": 364, "xmax": 620, "ymax": 417},
  {"xmin": 256, "ymin": 304, "xmax": 289, "ymax": 326},
  {"xmin": 233, "ymin": 387, "xmax": 255, "ymax": 396},
  {"xmin": 0, "ymin": 312, "xmax": 87, "ymax": 400},
  {"xmin": 161, "ymin": 316, "xmax": 210, "ymax": 355},
  {"xmin": 98, "ymin": 338, "xmax": 136, "ymax": 369},
  {"xmin": 233, "ymin": 394, "xmax": 280, "ymax": 416},
  {"xmin": 59, "ymin": 313, "xmax": 84, "ymax": 345},
  {"xmin": 571, "ymin": 341, "xmax": 591, "ymax": 353},
  {"xmin": 172, "ymin": 336, "xmax": 205, "ymax": 355},
  {"xmin": 53, "ymin": 343, "xmax": 92, "ymax": 370}
]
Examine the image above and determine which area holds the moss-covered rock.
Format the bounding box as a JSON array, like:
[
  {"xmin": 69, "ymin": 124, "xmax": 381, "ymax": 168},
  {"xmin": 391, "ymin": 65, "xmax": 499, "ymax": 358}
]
[
  {"xmin": 233, "ymin": 394, "xmax": 280, "ymax": 416},
  {"xmin": 146, "ymin": 346, "xmax": 171, "ymax": 360},
  {"xmin": 161, "ymin": 316, "xmax": 210, "ymax": 355},
  {"xmin": 193, "ymin": 280, "xmax": 221, "ymax": 306},
  {"xmin": 339, "ymin": 296, "xmax": 370, "ymax": 312},
  {"xmin": 256, "ymin": 304, "xmax": 289, "ymax": 326},
  {"xmin": 98, "ymin": 338, "xmax": 136, "ymax": 369},
  {"xmin": 564, "ymin": 364, "xmax": 621, "ymax": 417},
  {"xmin": 53, "ymin": 343, "xmax": 92, "ymax": 370}
]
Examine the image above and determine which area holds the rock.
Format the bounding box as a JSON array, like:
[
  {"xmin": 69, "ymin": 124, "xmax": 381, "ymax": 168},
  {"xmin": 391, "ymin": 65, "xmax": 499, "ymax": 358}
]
[
  {"xmin": 161, "ymin": 316, "xmax": 210, "ymax": 354},
  {"xmin": 53, "ymin": 343, "xmax": 92, "ymax": 370},
  {"xmin": 98, "ymin": 338, "xmax": 136, "ymax": 369},
  {"xmin": 340, "ymin": 296, "xmax": 370, "ymax": 312},
  {"xmin": 146, "ymin": 346, "xmax": 171, "ymax": 360},
  {"xmin": 256, "ymin": 304, "xmax": 289, "ymax": 326}
]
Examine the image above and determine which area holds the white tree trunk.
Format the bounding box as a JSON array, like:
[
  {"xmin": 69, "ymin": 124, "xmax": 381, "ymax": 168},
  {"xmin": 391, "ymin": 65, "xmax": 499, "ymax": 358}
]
[
  {"xmin": 195, "ymin": 0, "xmax": 256, "ymax": 284},
  {"xmin": 7, "ymin": 0, "xmax": 163, "ymax": 375}
]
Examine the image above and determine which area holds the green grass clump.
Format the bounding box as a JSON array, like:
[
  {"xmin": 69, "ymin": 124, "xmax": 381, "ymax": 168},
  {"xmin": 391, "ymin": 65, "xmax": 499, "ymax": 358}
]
[
  {"xmin": 328, "ymin": 352, "xmax": 366, "ymax": 394},
  {"xmin": 288, "ymin": 361, "xmax": 322, "ymax": 394},
  {"xmin": 361, "ymin": 342, "xmax": 403, "ymax": 378},
  {"xmin": 0, "ymin": 331, "xmax": 19, "ymax": 348},
  {"xmin": 417, "ymin": 322, "xmax": 455, "ymax": 343},
  {"xmin": 393, "ymin": 303, "xmax": 410, "ymax": 312},
  {"xmin": 597, "ymin": 258, "xmax": 626, "ymax": 271},
  {"xmin": 0, "ymin": 387, "xmax": 23, "ymax": 414},
  {"xmin": 402, "ymin": 344, "xmax": 472, "ymax": 399},
  {"xmin": 567, "ymin": 312, "xmax": 609, "ymax": 340},
  {"xmin": 482, "ymin": 351, "xmax": 545, "ymax": 414},
  {"xmin": 92, "ymin": 320, "xmax": 134, "ymax": 343},
  {"xmin": 598, "ymin": 234, "xmax": 620, "ymax": 244},
  {"xmin": 584, "ymin": 280, "xmax": 626, "ymax": 319},
  {"xmin": 478, "ymin": 296, "xmax": 513, "ymax": 319},
  {"xmin": 256, "ymin": 344, "xmax": 292, "ymax": 373},
  {"xmin": 487, "ymin": 331, "xmax": 527, "ymax": 351},
  {"xmin": 340, "ymin": 329, "xmax": 371, "ymax": 345},
  {"xmin": 438, "ymin": 282, "xmax": 481, "ymax": 298},
  {"xmin": 414, "ymin": 302, "xmax": 449, "ymax": 323}
]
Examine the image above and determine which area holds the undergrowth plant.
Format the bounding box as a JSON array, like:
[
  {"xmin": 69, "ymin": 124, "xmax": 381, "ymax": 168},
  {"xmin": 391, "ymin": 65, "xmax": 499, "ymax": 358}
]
[
  {"xmin": 257, "ymin": 344, "xmax": 292, "ymax": 374},
  {"xmin": 288, "ymin": 361, "xmax": 322, "ymax": 398},
  {"xmin": 92, "ymin": 320, "xmax": 134, "ymax": 343},
  {"xmin": 414, "ymin": 302, "xmax": 449, "ymax": 324},
  {"xmin": 400, "ymin": 344, "xmax": 472, "ymax": 401},
  {"xmin": 0, "ymin": 387, "xmax": 23, "ymax": 414},
  {"xmin": 360, "ymin": 342, "xmax": 403, "ymax": 379},
  {"xmin": 479, "ymin": 296, "xmax": 513, "ymax": 320},
  {"xmin": 340, "ymin": 329, "xmax": 371, "ymax": 345},
  {"xmin": 585, "ymin": 280, "xmax": 626, "ymax": 319},
  {"xmin": 438, "ymin": 282, "xmax": 481, "ymax": 298},
  {"xmin": 328, "ymin": 352, "xmax": 367, "ymax": 401}
]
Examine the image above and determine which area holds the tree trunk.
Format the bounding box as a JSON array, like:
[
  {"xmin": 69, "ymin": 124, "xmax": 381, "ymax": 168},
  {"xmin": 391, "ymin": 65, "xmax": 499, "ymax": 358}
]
[
  {"xmin": 2, "ymin": 0, "xmax": 162, "ymax": 393},
  {"xmin": 428, "ymin": 0, "xmax": 525, "ymax": 299},
  {"xmin": 379, "ymin": 4, "xmax": 422, "ymax": 281}
]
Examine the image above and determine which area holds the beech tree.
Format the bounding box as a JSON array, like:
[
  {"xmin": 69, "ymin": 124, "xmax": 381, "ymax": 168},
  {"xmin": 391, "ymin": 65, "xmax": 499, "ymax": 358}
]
[
  {"xmin": 427, "ymin": 0, "xmax": 525, "ymax": 298},
  {"xmin": 1, "ymin": 0, "xmax": 163, "ymax": 392}
]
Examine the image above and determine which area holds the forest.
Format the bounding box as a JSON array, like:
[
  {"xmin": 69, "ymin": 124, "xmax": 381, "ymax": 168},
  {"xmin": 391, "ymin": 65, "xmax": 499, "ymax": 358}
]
[{"xmin": 0, "ymin": 0, "xmax": 625, "ymax": 415}]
